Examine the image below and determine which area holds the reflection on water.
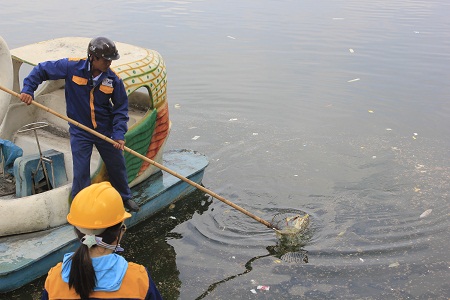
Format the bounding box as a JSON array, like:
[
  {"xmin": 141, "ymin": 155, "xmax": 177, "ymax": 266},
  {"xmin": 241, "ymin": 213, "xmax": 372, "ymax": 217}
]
[
  {"xmin": 196, "ymin": 246, "xmax": 309, "ymax": 300},
  {"xmin": 123, "ymin": 190, "xmax": 213, "ymax": 300}
]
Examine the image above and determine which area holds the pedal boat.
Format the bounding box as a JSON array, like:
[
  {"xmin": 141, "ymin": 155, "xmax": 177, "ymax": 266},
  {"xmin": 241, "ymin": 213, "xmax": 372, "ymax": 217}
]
[{"xmin": 0, "ymin": 36, "xmax": 208, "ymax": 293}]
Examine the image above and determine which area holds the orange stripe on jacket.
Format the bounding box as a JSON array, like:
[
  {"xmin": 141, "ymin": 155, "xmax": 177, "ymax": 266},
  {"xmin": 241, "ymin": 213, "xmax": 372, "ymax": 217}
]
[{"xmin": 89, "ymin": 88, "xmax": 97, "ymax": 128}]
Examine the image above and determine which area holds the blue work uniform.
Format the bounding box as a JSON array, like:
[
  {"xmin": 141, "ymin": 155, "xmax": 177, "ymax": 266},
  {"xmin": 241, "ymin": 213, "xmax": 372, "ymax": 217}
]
[
  {"xmin": 21, "ymin": 58, "xmax": 131, "ymax": 201},
  {"xmin": 41, "ymin": 252, "xmax": 162, "ymax": 299}
]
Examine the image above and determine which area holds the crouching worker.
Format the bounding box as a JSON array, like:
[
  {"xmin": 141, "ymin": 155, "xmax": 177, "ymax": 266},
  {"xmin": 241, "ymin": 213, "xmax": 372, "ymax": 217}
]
[{"xmin": 41, "ymin": 182, "xmax": 162, "ymax": 300}]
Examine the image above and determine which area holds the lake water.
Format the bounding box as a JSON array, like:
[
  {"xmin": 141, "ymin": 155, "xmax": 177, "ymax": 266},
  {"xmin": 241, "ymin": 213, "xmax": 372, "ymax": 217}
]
[{"xmin": 1, "ymin": 0, "xmax": 449, "ymax": 299}]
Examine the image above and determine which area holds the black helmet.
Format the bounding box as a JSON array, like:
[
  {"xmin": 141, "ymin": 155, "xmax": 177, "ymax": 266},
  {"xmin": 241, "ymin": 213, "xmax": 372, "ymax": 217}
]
[{"xmin": 87, "ymin": 37, "xmax": 120, "ymax": 60}]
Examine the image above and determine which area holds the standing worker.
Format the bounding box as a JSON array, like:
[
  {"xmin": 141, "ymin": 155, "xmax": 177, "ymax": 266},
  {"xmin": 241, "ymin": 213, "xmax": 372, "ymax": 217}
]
[
  {"xmin": 41, "ymin": 182, "xmax": 162, "ymax": 299},
  {"xmin": 19, "ymin": 37, "xmax": 139, "ymax": 212}
]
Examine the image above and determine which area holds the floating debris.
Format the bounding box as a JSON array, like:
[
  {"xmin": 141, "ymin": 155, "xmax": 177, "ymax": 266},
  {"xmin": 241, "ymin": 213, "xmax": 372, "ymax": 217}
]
[
  {"xmin": 227, "ymin": 35, "xmax": 236, "ymax": 39},
  {"xmin": 368, "ymin": 110, "xmax": 374, "ymax": 113},
  {"xmin": 333, "ymin": 17, "xmax": 345, "ymax": 20},
  {"xmin": 349, "ymin": 48, "xmax": 354, "ymax": 53},
  {"xmin": 252, "ymin": 133, "xmax": 258, "ymax": 136},
  {"xmin": 386, "ymin": 128, "xmax": 392, "ymax": 131},
  {"xmin": 348, "ymin": 78, "xmax": 360, "ymax": 83},
  {"xmin": 169, "ymin": 216, "xmax": 176, "ymax": 220},
  {"xmin": 174, "ymin": 103, "xmax": 181, "ymax": 109},
  {"xmin": 359, "ymin": 258, "xmax": 364, "ymax": 262},
  {"xmin": 229, "ymin": 118, "xmax": 238, "ymax": 121},
  {"xmin": 192, "ymin": 136, "xmax": 200, "ymax": 140},
  {"xmin": 250, "ymin": 289, "xmax": 257, "ymax": 294},
  {"xmin": 257, "ymin": 285, "xmax": 270, "ymax": 291},
  {"xmin": 389, "ymin": 262, "xmax": 400, "ymax": 268},
  {"xmin": 419, "ymin": 209, "xmax": 432, "ymax": 218}
]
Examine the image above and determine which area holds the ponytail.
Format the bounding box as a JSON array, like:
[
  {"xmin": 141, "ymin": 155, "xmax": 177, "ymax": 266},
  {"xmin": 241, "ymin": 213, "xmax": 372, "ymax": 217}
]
[{"xmin": 69, "ymin": 229, "xmax": 96, "ymax": 300}]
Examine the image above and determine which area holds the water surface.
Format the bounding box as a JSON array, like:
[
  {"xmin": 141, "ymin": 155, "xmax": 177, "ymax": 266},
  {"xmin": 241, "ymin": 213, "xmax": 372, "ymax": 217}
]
[{"xmin": 1, "ymin": 0, "xmax": 449, "ymax": 299}]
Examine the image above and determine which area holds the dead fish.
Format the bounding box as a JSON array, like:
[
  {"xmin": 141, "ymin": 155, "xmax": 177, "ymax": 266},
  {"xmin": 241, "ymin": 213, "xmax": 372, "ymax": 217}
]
[
  {"xmin": 280, "ymin": 251, "xmax": 308, "ymax": 263},
  {"xmin": 275, "ymin": 214, "xmax": 310, "ymax": 235},
  {"xmin": 292, "ymin": 214, "xmax": 310, "ymax": 231},
  {"xmin": 419, "ymin": 209, "xmax": 432, "ymax": 218}
]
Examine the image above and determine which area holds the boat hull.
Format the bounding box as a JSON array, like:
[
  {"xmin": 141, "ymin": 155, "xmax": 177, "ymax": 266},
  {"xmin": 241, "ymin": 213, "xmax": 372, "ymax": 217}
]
[{"xmin": 0, "ymin": 149, "xmax": 208, "ymax": 293}]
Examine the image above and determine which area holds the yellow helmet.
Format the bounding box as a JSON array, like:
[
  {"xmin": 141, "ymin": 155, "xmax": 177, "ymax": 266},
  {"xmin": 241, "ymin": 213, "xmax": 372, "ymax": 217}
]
[{"xmin": 67, "ymin": 182, "xmax": 131, "ymax": 230}]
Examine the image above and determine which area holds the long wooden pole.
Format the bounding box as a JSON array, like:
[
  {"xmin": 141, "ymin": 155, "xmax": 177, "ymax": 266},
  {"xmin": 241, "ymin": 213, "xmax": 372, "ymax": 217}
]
[{"xmin": 0, "ymin": 85, "xmax": 274, "ymax": 229}]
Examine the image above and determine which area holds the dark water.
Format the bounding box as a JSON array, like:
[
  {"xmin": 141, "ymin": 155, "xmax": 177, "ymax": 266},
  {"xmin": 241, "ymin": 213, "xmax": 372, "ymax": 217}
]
[{"xmin": 1, "ymin": 0, "xmax": 449, "ymax": 299}]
